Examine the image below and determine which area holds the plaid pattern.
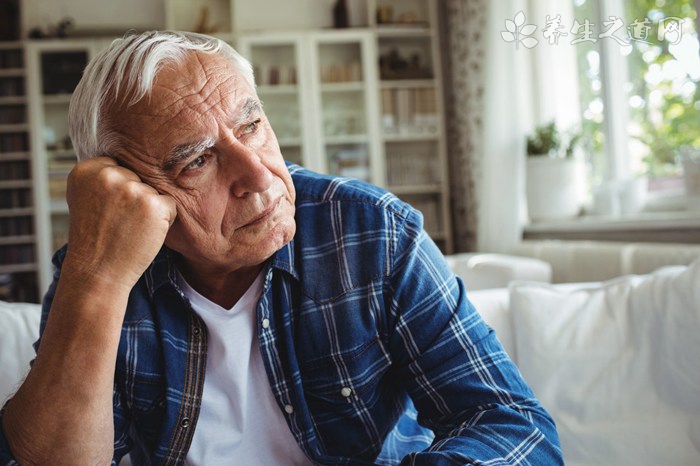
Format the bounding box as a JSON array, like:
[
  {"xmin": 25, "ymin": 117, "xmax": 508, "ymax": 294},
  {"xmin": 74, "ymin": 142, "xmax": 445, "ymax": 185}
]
[{"xmin": 1, "ymin": 164, "xmax": 562, "ymax": 465}]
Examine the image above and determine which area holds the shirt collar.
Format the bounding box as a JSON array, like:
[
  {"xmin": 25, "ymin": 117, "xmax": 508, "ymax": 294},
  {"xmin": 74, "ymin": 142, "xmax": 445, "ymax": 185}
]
[{"xmin": 144, "ymin": 238, "xmax": 299, "ymax": 298}]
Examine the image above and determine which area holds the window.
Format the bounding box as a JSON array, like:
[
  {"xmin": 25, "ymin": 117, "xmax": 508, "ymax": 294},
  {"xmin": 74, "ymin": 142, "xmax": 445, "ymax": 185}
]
[{"xmin": 573, "ymin": 0, "xmax": 699, "ymax": 213}]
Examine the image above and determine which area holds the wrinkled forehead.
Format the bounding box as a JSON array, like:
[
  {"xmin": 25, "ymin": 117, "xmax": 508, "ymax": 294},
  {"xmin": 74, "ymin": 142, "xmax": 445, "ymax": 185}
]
[{"xmin": 127, "ymin": 51, "xmax": 251, "ymax": 116}]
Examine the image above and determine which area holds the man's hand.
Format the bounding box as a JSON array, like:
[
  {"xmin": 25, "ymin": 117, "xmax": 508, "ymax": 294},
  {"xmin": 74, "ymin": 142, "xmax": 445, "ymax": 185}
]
[{"xmin": 64, "ymin": 156, "xmax": 177, "ymax": 291}]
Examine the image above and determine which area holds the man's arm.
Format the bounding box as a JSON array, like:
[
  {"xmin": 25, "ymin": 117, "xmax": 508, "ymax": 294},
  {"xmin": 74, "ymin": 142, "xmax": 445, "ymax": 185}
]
[
  {"xmin": 388, "ymin": 209, "xmax": 563, "ymax": 465},
  {"xmin": 0, "ymin": 157, "xmax": 176, "ymax": 465}
]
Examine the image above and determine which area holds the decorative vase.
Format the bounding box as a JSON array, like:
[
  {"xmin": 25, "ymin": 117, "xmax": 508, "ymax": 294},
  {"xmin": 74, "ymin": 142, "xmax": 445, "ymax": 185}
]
[{"xmin": 333, "ymin": 0, "xmax": 349, "ymax": 28}]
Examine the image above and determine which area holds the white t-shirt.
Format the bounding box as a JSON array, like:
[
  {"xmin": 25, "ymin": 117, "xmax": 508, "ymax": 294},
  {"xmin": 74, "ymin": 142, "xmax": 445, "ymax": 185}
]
[{"xmin": 178, "ymin": 270, "xmax": 312, "ymax": 466}]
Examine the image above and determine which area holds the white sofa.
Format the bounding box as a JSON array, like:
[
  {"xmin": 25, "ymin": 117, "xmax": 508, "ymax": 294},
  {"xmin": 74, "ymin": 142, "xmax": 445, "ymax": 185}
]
[{"xmin": 2, "ymin": 251, "xmax": 699, "ymax": 465}]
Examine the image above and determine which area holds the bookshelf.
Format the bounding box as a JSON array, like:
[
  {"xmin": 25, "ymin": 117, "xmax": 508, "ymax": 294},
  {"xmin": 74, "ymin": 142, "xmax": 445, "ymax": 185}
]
[
  {"xmin": 370, "ymin": 0, "xmax": 452, "ymax": 251},
  {"xmin": 26, "ymin": 40, "xmax": 110, "ymax": 294},
  {"xmin": 0, "ymin": 41, "xmax": 39, "ymax": 302}
]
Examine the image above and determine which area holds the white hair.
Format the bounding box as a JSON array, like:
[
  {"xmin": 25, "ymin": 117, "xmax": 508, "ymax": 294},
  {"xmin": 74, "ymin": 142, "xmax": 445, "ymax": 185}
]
[{"xmin": 68, "ymin": 30, "xmax": 255, "ymax": 161}]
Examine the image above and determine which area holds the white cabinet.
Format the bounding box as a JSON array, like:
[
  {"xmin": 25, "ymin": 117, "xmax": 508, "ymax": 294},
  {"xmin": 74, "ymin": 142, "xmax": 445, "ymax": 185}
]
[
  {"xmin": 309, "ymin": 30, "xmax": 384, "ymax": 185},
  {"xmin": 237, "ymin": 33, "xmax": 310, "ymax": 170},
  {"xmin": 239, "ymin": 30, "xmax": 384, "ymax": 185},
  {"xmin": 236, "ymin": 6, "xmax": 453, "ymax": 252}
]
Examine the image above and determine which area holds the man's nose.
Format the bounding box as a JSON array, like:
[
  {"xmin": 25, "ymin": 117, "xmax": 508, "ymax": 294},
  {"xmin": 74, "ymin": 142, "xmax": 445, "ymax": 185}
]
[{"xmin": 222, "ymin": 139, "xmax": 275, "ymax": 197}]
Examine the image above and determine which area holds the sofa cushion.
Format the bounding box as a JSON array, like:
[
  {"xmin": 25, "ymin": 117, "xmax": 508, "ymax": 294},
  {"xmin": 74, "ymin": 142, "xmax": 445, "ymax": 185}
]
[
  {"xmin": 509, "ymin": 260, "xmax": 700, "ymax": 466},
  {"xmin": 0, "ymin": 301, "xmax": 41, "ymax": 404}
]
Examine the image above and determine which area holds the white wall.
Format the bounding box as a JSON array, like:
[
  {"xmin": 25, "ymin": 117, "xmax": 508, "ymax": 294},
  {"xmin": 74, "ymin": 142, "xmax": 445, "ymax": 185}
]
[
  {"xmin": 235, "ymin": 0, "xmax": 368, "ymax": 31},
  {"xmin": 22, "ymin": 0, "xmax": 368, "ymax": 36},
  {"xmin": 23, "ymin": 0, "xmax": 165, "ymax": 34}
]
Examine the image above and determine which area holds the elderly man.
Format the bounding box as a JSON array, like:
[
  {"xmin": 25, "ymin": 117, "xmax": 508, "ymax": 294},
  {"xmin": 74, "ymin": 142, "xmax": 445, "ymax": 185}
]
[{"xmin": 1, "ymin": 31, "xmax": 562, "ymax": 465}]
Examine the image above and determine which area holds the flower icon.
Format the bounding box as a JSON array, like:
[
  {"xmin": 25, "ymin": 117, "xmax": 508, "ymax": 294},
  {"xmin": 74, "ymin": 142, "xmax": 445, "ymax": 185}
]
[{"xmin": 502, "ymin": 11, "xmax": 539, "ymax": 49}]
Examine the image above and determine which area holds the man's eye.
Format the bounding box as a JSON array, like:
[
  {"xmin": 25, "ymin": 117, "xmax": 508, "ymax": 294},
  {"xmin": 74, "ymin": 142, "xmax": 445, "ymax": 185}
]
[
  {"xmin": 243, "ymin": 119, "xmax": 261, "ymax": 134},
  {"xmin": 184, "ymin": 154, "xmax": 208, "ymax": 172}
]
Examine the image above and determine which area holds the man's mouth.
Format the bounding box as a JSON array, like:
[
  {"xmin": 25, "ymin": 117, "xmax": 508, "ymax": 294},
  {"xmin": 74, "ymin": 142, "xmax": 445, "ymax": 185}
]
[{"xmin": 242, "ymin": 197, "xmax": 282, "ymax": 228}]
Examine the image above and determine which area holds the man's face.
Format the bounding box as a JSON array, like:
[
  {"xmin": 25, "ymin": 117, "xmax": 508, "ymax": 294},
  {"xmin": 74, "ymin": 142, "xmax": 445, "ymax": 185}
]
[{"xmin": 112, "ymin": 51, "xmax": 296, "ymax": 275}]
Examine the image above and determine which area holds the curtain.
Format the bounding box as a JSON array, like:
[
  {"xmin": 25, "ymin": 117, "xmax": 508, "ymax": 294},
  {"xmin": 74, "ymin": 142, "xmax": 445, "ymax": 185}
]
[
  {"xmin": 440, "ymin": 0, "xmax": 487, "ymax": 252},
  {"xmin": 441, "ymin": 0, "xmax": 536, "ymax": 253}
]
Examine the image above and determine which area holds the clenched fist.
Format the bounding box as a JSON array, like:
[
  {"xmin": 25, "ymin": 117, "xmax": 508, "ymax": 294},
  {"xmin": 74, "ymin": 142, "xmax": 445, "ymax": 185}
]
[{"xmin": 63, "ymin": 156, "xmax": 177, "ymax": 291}]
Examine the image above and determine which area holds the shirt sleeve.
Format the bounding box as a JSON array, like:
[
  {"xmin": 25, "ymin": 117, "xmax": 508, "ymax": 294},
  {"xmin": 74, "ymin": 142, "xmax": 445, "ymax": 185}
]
[
  {"xmin": 0, "ymin": 247, "xmax": 133, "ymax": 465},
  {"xmin": 386, "ymin": 208, "xmax": 564, "ymax": 465}
]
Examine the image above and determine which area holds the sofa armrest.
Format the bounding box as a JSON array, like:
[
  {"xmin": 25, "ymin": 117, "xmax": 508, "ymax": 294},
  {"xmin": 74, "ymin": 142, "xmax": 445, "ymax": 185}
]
[{"xmin": 446, "ymin": 253, "xmax": 552, "ymax": 290}]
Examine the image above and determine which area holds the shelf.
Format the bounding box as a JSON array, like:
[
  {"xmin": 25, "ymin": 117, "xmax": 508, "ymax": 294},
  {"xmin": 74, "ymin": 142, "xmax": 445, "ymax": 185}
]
[
  {"xmin": 0, "ymin": 123, "xmax": 29, "ymax": 133},
  {"xmin": 0, "ymin": 235, "xmax": 35, "ymax": 246},
  {"xmin": 0, "ymin": 179, "xmax": 32, "ymax": 189},
  {"xmin": 0, "ymin": 151, "xmax": 31, "ymax": 161},
  {"xmin": 390, "ymin": 184, "xmax": 443, "ymax": 196},
  {"xmin": 0, "ymin": 68, "xmax": 24, "ymax": 78},
  {"xmin": 375, "ymin": 25, "xmax": 432, "ymax": 38},
  {"xmin": 47, "ymin": 148, "xmax": 75, "ymax": 159},
  {"xmin": 0, "ymin": 42, "xmax": 23, "ymax": 49},
  {"xmin": 382, "ymin": 132, "xmax": 439, "ymax": 142},
  {"xmin": 324, "ymin": 134, "xmax": 368, "ymax": 145},
  {"xmin": 320, "ymin": 82, "xmax": 365, "ymax": 93},
  {"xmin": 0, "ymin": 207, "xmax": 34, "ymax": 218},
  {"xmin": 524, "ymin": 211, "xmax": 700, "ymax": 233},
  {"xmin": 0, "ymin": 263, "xmax": 37, "ymax": 274},
  {"xmin": 0, "ymin": 96, "xmax": 26, "ymax": 105},
  {"xmin": 380, "ymin": 79, "xmax": 436, "ymax": 89},
  {"xmin": 42, "ymin": 94, "xmax": 73, "ymax": 105},
  {"xmin": 256, "ymin": 84, "xmax": 298, "ymax": 95}
]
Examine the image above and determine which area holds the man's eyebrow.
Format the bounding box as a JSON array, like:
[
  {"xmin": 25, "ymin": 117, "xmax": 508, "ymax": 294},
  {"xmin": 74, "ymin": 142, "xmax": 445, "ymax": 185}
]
[
  {"xmin": 234, "ymin": 98, "xmax": 263, "ymax": 126},
  {"xmin": 163, "ymin": 137, "xmax": 215, "ymax": 173}
]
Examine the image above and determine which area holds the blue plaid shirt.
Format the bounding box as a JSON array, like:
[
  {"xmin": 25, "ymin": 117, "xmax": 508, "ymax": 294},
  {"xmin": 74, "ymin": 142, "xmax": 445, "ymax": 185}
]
[{"xmin": 1, "ymin": 164, "xmax": 562, "ymax": 465}]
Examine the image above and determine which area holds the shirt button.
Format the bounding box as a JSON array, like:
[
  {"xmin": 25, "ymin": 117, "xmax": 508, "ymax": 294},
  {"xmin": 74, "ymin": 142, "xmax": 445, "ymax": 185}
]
[
  {"xmin": 180, "ymin": 417, "xmax": 190, "ymax": 428},
  {"xmin": 340, "ymin": 387, "xmax": 352, "ymax": 398},
  {"xmin": 284, "ymin": 404, "xmax": 294, "ymax": 414},
  {"xmin": 262, "ymin": 318, "xmax": 270, "ymax": 329},
  {"xmin": 193, "ymin": 327, "xmax": 201, "ymax": 336}
]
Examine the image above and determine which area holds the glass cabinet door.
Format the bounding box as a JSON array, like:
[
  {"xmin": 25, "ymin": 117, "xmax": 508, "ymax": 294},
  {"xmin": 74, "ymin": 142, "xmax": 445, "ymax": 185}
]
[
  {"xmin": 308, "ymin": 30, "xmax": 383, "ymax": 184},
  {"xmin": 237, "ymin": 34, "xmax": 307, "ymax": 169}
]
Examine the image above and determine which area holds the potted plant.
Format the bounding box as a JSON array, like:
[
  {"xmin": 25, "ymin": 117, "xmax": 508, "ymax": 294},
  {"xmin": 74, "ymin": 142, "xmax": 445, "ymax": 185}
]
[{"xmin": 525, "ymin": 122, "xmax": 583, "ymax": 221}]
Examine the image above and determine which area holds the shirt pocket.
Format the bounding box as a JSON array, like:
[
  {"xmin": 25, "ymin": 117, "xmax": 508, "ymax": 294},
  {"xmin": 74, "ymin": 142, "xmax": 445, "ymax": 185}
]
[{"xmin": 300, "ymin": 336, "xmax": 392, "ymax": 419}]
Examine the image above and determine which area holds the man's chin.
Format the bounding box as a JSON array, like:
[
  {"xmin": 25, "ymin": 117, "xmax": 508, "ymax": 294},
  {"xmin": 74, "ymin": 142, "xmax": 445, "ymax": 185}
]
[{"xmin": 227, "ymin": 217, "xmax": 296, "ymax": 267}]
